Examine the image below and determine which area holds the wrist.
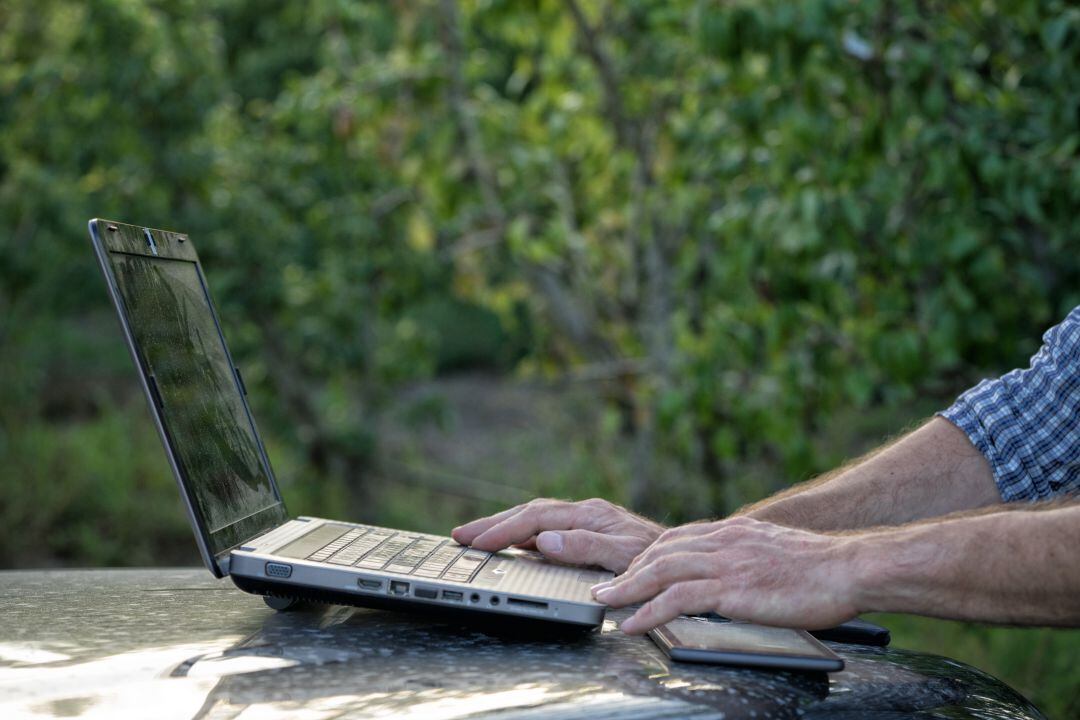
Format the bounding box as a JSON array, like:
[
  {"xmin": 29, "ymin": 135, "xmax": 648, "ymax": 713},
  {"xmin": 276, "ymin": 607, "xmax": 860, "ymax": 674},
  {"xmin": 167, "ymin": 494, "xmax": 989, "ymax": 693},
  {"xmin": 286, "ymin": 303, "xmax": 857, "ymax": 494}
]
[{"xmin": 844, "ymin": 525, "xmax": 933, "ymax": 615}]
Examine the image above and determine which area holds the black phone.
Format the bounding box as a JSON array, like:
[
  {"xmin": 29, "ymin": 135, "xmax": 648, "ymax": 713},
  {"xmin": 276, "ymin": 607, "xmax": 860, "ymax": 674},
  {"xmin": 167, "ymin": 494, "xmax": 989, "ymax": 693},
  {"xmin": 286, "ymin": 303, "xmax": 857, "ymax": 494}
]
[
  {"xmin": 810, "ymin": 617, "xmax": 891, "ymax": 646},
  {"xmin": 648, "ymin": 616, "xmax": 845, "ymax": 672}
]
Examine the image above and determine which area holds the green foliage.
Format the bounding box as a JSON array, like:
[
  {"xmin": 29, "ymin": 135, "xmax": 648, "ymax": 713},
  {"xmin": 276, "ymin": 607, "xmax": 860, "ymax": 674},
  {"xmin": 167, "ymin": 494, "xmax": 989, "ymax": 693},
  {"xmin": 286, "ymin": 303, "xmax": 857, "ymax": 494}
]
[
  {"xmin": 0, "ymin": 399, "xmax": 194, "ymax": 567},
  {"xmin": 3, "ymin": 0, "xmax": 1078, "ymax": 515}
]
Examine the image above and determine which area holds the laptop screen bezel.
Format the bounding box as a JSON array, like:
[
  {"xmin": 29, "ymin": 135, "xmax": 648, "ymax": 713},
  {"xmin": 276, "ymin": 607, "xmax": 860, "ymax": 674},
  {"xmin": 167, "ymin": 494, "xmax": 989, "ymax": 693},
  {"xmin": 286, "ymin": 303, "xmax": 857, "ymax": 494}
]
[{"xmin": 88, "ymin": 218, "xmax": 289, "ymax": 577}]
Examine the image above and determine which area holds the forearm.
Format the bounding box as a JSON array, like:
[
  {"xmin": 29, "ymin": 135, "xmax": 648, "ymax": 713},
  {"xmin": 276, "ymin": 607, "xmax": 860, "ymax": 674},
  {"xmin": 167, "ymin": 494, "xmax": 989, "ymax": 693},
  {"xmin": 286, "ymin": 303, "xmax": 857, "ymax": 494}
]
[
  {"xmin": 736, "ymin": 417, "xmax": 1001, "ymax": 531},
  {"xmin": 849, "ymin": 503, "xmax": 1080, "ymax": 625}
]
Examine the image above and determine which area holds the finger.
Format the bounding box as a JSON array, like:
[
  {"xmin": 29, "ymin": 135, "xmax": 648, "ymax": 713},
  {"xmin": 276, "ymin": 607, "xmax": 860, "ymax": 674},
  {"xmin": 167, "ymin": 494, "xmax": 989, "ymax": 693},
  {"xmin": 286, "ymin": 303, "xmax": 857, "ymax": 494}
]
[
  {"xmin": 470, "ymin": 501, "xmax": 595, "ymax": 551},
  {"xmin": 625, "ymin": 522, "xmax": 719, "ymax": 573},
  {"xmin": 627, "ymin": 521, "xmax": 717, "ymax": 565},
  {"xmin": 596, "ymin": 551, "xmax": 716, "ymax": 607},
  {"xmin": 512, "ymin": 536, "xmax": 538, "ymax": 550},
  {"xmin": 622, "ymin": 532, "xmax": 723, "ymax": 579},
  {"xmin": 535, "ymin": 530, "xmax": 644, "ymax": 573},
  {"xmin": 451, "ymin": 503, "xmax": 531, "ymax": 545},
  {"xmin": 619, "ymin": 580, "xmax": 720, "ymax": 635}
]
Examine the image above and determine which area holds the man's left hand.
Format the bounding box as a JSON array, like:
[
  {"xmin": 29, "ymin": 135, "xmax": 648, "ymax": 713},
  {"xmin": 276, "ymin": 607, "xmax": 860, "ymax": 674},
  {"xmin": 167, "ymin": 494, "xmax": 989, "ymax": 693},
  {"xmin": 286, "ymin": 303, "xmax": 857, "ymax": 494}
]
[{"xmin": 592, "ymin": 516, "xmax": 862, "ymax": 634}]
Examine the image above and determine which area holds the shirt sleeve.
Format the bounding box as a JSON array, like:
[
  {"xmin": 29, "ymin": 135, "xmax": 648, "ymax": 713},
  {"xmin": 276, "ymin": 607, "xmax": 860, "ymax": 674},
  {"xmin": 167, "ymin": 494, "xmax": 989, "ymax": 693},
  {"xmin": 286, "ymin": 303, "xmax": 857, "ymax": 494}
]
[{"xmin": 938, "ymin": 305, "xmax": 1080, "ymax": 503}]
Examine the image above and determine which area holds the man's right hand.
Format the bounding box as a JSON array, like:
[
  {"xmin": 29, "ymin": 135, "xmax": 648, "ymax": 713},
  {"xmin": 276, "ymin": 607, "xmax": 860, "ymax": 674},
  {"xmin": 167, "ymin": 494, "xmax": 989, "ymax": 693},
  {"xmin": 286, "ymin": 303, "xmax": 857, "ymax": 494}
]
[{"xmin": 451, "ymin": 498, "xmax": 664, "ymax": 574}]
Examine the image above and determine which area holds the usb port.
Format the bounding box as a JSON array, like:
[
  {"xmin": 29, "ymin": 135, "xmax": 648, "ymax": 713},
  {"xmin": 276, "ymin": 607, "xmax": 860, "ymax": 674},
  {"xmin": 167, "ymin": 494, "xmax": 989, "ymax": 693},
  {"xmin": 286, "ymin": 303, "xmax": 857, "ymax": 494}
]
[
  {"xmin": 414, "ymin": 587, "xmax": 437, "ymax": 600},
  {"xmin": 389, "ymin": 580, "xmax": 410, "ymax": 596},
  {"xmin": 357, "ymin": 579, "xmax": 382, "ymax": 591},
  {"xmin": 442, "ymin": 590, "xmax": 463, "ymax": 602}
]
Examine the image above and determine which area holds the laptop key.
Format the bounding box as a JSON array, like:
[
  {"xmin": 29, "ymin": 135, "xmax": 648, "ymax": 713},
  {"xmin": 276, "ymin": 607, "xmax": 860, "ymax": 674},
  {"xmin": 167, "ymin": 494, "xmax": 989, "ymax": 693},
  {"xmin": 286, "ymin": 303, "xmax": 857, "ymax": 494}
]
[
  {"xmin": 354, "ymin": 537, "xmax": 415, "ymax": 569},
  {"xmin": 309, "ymin": 528, "xmax": 366, "ymax": 562},
  {"xmin": 307, "ymin": 531, "xmax": 487, "ymax": 583},
  {"xmin": 438, "ymin": 551, "xmax": 491, "ymax": 583},
  {"xmin": 384, "ymin": 564, "xmax": 419, "ymax": 574},
  {"xmin": 355, "ymin": 557, "xmax": 390, "ymax": 569},
  {"xmin": 449, "ymin": 558, "xmax": 483, "ymax": 572},
  {"xmin": 443, "ymin": 571, "xmax": 472, "ymax": 582},
  {"xmin": 405, "ymin": 542, "xmax": 466, "ymax": 576}
]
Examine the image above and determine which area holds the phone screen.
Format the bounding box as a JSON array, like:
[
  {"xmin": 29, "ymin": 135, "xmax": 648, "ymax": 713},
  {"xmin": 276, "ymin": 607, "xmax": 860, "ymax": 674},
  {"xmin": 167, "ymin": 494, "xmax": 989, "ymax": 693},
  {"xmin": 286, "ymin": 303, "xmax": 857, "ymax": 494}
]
[
  {"xmin": 649, "ymin": 617, "xmax": 844, "ymax": 671},
  {"xmin": 663, "ymin": 618, "xmax": 825, "ymax": 655}
]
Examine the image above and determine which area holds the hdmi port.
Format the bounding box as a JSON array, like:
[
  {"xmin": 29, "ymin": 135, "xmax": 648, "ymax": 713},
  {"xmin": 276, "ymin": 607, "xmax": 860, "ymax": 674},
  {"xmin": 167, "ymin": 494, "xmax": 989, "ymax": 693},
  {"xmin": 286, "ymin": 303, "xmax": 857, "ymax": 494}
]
[{"xmin": 507, "ymin": 597, "xmax": 548, "ymax": 611}]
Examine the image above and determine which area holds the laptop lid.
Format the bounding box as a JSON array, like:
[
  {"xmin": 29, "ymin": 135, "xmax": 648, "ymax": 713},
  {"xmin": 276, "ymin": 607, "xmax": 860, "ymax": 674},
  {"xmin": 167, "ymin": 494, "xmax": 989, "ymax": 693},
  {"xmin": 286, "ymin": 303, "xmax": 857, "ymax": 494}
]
[{"xmin": 88, "ymin": 219, "xmax": 288, "ymax": 577}]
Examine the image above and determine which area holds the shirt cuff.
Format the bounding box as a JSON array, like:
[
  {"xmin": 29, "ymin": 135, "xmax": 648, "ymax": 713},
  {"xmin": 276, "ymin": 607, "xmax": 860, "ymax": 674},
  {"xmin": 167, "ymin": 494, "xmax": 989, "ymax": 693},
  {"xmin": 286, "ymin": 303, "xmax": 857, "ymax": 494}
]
[{"xmin": 937, "ymin": 380, "xmax": 1048, "ymax": 503}]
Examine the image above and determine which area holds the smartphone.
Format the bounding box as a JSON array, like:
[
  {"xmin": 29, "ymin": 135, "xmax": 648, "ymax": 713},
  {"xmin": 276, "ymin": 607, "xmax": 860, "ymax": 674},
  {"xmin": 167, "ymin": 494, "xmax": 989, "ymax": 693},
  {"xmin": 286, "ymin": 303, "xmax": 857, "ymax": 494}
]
[
  {"xmin": 696, "ymin": 612, "xmax": 890, "ymax": 646},
  {"xmin": 647, "ymin": 616, "xmax": 845, "ymax": 672},
  {"xmin": 810, "ymin": 617, "xmax": 890, "ymax": 646}
]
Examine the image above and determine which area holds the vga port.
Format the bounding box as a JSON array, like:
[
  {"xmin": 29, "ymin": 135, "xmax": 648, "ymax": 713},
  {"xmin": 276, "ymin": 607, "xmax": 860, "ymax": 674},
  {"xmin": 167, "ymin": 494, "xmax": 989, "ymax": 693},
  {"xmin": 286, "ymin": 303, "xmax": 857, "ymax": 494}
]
[{"xmin": 265, "ymin": 562, "xmax": 293, "ymax": 578}]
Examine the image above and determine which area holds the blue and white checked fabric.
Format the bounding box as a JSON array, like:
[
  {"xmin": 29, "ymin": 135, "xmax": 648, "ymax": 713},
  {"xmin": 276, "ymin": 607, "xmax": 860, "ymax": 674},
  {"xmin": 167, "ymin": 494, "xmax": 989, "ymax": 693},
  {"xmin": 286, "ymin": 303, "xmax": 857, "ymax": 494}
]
[{"xmin": 939, "ymin": 305, "xmax": 1080, "ymax": 503}]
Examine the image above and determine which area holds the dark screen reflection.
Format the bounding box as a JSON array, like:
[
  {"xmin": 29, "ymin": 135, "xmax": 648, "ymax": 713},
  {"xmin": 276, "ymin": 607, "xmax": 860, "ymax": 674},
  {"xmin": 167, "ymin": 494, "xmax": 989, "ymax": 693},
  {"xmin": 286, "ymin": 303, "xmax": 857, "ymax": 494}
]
[{"xmin": 111, "ymin": 253, "xmax": 277, "ymax": 537}]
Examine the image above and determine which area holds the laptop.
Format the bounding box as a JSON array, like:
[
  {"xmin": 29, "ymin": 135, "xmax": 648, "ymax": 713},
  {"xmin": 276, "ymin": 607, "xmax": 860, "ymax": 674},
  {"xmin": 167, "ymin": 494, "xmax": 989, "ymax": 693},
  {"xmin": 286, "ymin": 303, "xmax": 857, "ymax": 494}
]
[{"xmin": 87, "ymin": 218, "xmax": 612, "ymax": 628}]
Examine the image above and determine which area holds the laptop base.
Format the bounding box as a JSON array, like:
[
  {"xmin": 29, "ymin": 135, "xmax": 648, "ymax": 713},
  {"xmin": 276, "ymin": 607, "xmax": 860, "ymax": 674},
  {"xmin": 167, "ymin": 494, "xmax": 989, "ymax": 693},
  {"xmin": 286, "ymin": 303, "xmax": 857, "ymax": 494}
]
[{"xmin": 231, "ymin": 574, "xmax": 599, "ymax": 637}]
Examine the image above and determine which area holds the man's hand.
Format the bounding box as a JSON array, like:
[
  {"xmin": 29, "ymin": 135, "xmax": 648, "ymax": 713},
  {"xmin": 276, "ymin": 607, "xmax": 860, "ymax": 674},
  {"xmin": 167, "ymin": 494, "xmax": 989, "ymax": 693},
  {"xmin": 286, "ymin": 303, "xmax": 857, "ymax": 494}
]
[
  {"xmin": 592, "ymin": 516, "xmax": 860, "ymax": 634},
  {"xmin": 451, "ymin": 498, "xmax": 664, "ymax": 573}
]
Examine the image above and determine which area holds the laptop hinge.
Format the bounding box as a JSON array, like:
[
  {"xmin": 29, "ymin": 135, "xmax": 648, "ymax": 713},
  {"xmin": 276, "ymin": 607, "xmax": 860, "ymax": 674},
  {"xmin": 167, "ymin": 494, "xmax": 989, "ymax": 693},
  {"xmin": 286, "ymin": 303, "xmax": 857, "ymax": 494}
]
[{"xmin": 218, "ymin": 519, "xmax": 297, "ymax": 573}]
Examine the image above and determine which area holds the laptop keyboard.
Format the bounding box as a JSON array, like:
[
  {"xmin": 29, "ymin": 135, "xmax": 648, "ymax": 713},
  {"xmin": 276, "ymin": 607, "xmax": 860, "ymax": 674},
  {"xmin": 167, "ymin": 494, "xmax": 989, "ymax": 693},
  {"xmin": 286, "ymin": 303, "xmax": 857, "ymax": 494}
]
[{"xmin": 306, "ymin": 526, "xmax": 491, "ymax": 583}]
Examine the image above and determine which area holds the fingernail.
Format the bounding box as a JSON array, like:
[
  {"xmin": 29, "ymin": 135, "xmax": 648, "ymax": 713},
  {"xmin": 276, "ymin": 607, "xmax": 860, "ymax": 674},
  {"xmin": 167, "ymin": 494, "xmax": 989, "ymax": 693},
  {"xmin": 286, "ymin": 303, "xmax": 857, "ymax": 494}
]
[
  {"xmin": 536, "ymin": 531, "xmax": 563, "ymax": 554},
  {"xmin": 590, "ymin": 580, "xmax": 613, "ymax": 594},
  {"xmin": 594, "ymin": 586, "xmax": 613, "ymax": 601}
]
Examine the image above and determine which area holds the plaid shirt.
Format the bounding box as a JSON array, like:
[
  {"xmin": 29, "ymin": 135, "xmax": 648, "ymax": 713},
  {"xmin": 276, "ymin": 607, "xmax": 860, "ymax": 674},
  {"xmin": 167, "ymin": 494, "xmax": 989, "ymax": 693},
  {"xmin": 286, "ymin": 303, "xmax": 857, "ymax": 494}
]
[{"xmin": 939, "ymin": 305, "xmax": 1080, "ymax": 503}]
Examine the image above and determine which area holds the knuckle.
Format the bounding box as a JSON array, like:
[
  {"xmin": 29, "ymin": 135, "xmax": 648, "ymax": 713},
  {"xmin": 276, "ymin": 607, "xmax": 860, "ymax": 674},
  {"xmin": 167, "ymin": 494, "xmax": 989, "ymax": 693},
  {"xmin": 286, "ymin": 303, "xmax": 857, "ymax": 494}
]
[
  {"xmin": 636, "ymin": 549, "xmax": 657, "ymax": 568},
  {"xmin": 642, "ymin": 561, "xmax": 667, "ymax": 590},
  {"xmin": 714, "ymin": 519, "xmax": 749, "ymax": 538},
  {"xmin": 581, "ymin": 497, "xmax": 612, "ymax": 512},
  {"xmin": 658, "ymin": 527, "xmax": 682, "ymax": 542},
  {"xmin": 708, "ymin": 526, "xmax": 732, "ymax": 542},
  {"xmin": 523, "ymin": 498, "xmax": 557, "ymax": 518}
]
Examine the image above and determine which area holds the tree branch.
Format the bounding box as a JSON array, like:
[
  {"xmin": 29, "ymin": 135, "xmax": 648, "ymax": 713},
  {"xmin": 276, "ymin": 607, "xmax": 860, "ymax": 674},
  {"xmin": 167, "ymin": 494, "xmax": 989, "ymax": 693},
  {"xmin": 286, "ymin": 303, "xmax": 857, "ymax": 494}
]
[{"xmin": 438, "ymin": 0, "xmax": 505, "ymax": 226}]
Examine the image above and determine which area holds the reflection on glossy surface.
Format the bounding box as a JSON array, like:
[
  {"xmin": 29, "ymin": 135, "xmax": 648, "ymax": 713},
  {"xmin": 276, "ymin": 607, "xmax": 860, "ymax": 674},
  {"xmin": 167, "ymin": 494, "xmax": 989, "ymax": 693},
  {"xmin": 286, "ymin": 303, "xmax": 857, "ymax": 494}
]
[
  {"xmin": 0, "ymin": 569, "xmax": 1046, "ymax": 719},
  {"xmin": 110, "ymin": 249, "xmax": 279, "ymax": 550}
]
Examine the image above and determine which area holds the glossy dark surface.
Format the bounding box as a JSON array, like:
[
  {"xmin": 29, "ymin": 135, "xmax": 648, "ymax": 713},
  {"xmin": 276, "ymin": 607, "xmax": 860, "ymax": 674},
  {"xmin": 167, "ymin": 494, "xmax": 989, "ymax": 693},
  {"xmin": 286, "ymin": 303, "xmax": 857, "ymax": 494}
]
[{"xmin": 0, "ymin": 569, "xmax": 1045, "ymax": 719}]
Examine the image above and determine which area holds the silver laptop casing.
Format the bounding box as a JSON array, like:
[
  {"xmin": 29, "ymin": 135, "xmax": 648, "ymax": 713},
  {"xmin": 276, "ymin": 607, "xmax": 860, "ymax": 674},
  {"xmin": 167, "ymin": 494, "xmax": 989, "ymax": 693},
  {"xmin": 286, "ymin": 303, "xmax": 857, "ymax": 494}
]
[{"xmin": 231, "ymin": 517, "xmax": 610, "ymax": 626}]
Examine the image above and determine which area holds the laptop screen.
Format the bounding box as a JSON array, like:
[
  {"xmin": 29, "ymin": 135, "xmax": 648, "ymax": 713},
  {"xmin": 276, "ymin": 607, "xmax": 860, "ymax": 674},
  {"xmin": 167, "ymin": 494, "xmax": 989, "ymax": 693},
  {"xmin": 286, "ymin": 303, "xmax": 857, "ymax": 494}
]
[{"xmin": 108, "ymin": 250, "xmax": 280, "ymax": 553}]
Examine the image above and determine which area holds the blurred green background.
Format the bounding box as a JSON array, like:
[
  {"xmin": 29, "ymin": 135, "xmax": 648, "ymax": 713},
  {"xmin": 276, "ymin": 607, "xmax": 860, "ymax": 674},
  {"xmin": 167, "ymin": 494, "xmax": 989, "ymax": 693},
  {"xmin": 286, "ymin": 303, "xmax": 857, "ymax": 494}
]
[{"xmin": 1, "ymin": 0, "xmax": 1079, "ymax": 715}]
